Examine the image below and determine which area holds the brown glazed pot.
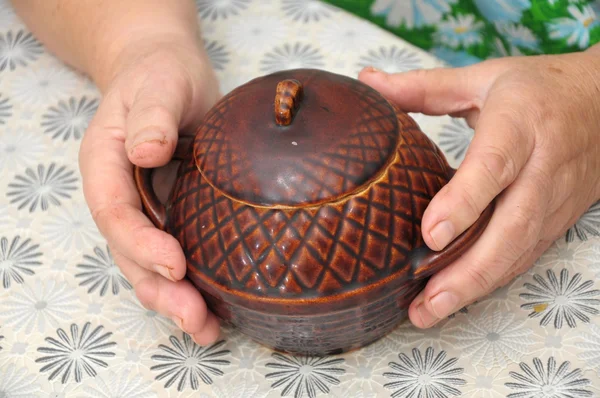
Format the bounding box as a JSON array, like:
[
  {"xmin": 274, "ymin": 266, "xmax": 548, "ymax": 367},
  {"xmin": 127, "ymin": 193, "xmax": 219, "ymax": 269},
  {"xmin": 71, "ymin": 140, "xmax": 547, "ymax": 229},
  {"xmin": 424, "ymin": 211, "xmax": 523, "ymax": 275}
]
[{"xmin": 134, "ymin": 68, "xmax": 493, "ymax": 356}]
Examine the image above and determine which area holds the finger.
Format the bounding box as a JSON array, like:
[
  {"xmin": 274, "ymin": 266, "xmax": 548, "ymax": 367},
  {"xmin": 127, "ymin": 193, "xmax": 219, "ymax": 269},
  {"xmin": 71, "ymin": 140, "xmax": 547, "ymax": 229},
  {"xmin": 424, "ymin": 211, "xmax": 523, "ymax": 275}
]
[
  {"xmin": 421, "ymin": 99, "xmax": 536, "ymax": 251},
  {"xmin": 358, "ymin": 62, "xmax": 506, "ymax": 115},
  {"xmin": 408, "ymin": 165, "xmax": 549, "ymax": 328},
  {"xmin": 113, "ymin": 249, "xmax": 220, "ymax": 345},
  {"xmin": 410, "ymin": 238, "xmax": 550, "ymax": 328},
  {"xmin": 192, "ymin": 312, "xmax": 221, "ymax": 346},
  {"xmin": 495, "ymin": 238, "xmax": 553, "ymax": 288},
  {"xmin": 79, "ymin": 96, "xmax": 187, "ymax": 280},
  {"xmin": 124, "ymin": 74, "xmax": 192, "ymax": 167}
]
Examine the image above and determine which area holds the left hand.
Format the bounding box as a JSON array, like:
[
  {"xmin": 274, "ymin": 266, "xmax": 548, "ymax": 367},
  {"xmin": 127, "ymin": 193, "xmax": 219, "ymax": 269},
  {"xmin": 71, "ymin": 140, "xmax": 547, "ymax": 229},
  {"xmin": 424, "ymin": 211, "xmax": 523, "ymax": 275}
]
[{"xmin": 359, "ymin": 47, "xmax": 600, "ymax": 328}]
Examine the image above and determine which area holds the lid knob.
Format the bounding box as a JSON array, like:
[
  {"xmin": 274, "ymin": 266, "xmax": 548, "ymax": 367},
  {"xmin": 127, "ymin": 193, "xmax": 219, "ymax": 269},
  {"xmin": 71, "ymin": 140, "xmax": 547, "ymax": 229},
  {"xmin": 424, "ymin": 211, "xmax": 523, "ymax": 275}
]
[{"xmin": 274, "ymin": 79, "xmax": 303, "ymax": 126}]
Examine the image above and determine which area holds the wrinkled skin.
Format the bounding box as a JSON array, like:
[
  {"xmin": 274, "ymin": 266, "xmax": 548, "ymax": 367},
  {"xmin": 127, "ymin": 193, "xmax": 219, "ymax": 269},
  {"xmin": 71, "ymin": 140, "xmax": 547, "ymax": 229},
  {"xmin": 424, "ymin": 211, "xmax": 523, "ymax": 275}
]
[
  {"xmin": 79, "ymin": 34, "xmax": 600, "ymax": 344},
  {"xmin": 79, "ymin": 41, "xmax": 222, "ymax": 345},
  {"xmin": 359, "ymin": 48, "xmax": 600, "ymax": 328}
]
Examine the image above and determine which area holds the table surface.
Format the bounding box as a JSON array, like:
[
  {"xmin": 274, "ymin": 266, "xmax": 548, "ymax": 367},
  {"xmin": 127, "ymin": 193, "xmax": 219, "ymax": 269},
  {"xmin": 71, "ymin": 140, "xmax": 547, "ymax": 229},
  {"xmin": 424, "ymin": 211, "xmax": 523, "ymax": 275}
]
[{"xmin": 1, "ymin": 0, "xmax": 600, "ymax": 396}]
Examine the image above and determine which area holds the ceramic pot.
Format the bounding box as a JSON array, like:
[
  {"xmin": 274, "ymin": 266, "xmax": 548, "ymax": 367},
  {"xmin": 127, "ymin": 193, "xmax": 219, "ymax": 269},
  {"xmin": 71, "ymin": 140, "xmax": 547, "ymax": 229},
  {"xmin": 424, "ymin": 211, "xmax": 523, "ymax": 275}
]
[{"xmin": 134, "ymin": 69, "xmax": 493, "ymax": 355}]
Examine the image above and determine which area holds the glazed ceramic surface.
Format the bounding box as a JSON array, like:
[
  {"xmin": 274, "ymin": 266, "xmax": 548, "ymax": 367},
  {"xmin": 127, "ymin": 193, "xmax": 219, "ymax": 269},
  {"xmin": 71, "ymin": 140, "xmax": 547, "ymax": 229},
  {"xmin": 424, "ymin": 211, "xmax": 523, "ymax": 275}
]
[
  {"xmin": 2, "ymin": 2, "xmax": 600, "ymax": 395},
  {"xmin": 135, "ymin": 68, "xmax": 493, "ymax": 355}
]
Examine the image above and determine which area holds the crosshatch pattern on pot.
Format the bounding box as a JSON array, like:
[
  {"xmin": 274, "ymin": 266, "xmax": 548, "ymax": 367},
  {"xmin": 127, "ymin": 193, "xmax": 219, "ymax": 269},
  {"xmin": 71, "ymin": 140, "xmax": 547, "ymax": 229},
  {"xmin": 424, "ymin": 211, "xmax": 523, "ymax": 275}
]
[{"xmin": 168, "ymin": 116, "xmax": 451, "ymax": 299}]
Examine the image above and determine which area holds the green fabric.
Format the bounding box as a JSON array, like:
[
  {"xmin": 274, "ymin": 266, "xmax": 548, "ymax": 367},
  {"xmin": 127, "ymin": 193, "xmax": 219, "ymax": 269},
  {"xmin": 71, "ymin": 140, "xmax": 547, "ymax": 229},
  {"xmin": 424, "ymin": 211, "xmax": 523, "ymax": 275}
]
[{"xmin": 322, "ymin": 0, "xmax": 600, "ymax": 66}]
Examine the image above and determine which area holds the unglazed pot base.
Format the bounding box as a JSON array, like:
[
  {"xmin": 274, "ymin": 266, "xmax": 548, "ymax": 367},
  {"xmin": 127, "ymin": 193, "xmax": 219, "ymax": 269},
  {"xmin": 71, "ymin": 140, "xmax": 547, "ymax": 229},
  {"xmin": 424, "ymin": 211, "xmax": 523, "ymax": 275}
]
[{"xmin": 134, "ymin": 69, "xmax": 493, "ymax": 355}]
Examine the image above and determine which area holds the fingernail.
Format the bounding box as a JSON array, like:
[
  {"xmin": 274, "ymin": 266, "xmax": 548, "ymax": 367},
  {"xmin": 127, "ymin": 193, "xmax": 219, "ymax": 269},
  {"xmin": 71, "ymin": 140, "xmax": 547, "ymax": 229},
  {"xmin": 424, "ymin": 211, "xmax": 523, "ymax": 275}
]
[
  {"xmin": 416, "ymin": 302, "xmax": 439, "ymax": 328},
  {"xmin": 191, "ymin": 334, "xmax": 205, "ymax": 346},
  {"xmin": 131, "ymin": 129, "xmax": 167, "ymax": 151},
  {"xmin": 153, "ymin": 263, "xmax": 175, "ymax": 281},
  {"xmin": 429, "ymin": 291, "xmax": 460, "ymax": 319},
  {"xmin": 429, "ymin": 220, "xmax": 455, "ymax": 250},
  {"xmin": 192, "ymin": 330, "xmax": 221, "ymax": 347},
  {"xmin": 363, "ymin": 66, "xmax": 383, "ymax": 74}
]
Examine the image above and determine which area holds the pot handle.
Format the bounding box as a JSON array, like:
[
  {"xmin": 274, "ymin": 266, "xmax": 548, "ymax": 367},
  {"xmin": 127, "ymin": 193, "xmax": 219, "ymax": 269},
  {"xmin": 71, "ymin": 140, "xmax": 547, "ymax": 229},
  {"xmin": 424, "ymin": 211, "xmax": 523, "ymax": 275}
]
[
  {"xmin": 133, "ymin": 136, "xmax": 192, "ymax": 231},
  {"xmin": 409, "ymin": 201, "xmax": 495, "ymax": 281}
]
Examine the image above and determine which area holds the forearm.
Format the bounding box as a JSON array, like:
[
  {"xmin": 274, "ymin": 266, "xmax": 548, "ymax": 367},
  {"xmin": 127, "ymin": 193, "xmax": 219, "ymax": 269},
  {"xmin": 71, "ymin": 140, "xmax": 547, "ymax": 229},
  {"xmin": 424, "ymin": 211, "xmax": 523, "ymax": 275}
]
[{"xmin": 10, "ymin": 0, "xmax": 201, "ymax": 91}]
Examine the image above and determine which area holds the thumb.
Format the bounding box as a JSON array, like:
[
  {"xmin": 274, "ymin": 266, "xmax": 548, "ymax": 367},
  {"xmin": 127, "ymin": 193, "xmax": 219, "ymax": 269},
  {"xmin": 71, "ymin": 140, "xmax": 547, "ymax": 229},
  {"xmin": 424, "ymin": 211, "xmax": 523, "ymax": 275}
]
[
  {"xmin": 358, "ymin": 64, "xmax": 500, "ymax": 116},
  {"xmin": 125, "ymin": 84, "xmax": 188, "ymax": 168}
]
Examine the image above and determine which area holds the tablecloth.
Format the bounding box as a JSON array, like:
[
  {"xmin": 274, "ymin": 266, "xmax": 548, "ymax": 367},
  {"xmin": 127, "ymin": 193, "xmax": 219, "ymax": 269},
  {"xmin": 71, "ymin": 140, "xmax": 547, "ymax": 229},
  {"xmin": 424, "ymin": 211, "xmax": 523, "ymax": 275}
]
[{"xmin": 1, "ymin": 0, "xmax": 600, "ymax": 396}]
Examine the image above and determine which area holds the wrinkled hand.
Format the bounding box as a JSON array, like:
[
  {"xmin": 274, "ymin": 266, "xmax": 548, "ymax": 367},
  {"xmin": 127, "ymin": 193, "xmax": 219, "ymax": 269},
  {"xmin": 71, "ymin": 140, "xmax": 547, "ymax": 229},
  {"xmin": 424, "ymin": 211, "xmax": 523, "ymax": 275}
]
[
  {"xmin": 79, "ymin": 39, "xmax": 222, "ymax": 344},
  {"xmin": 359, "ymin": 48, "xmax": 600, "ymax": 328}
]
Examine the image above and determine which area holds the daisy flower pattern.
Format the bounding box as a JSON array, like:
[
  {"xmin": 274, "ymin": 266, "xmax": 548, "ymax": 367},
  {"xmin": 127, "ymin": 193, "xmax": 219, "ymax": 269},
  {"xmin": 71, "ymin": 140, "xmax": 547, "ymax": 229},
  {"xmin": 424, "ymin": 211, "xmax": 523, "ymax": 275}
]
[
  {"xmin": 356, "ymin": 46, "xmax": 422, "ymax": 74},
  {"xmin": 199, "ymin": 379, "xmax": 268, "ymax": 398},
  {"xmin": 566, "ymin": 201, "xmax": 600, "ymax": 242},
  {"xmin": 435, "ymin": 14, "xmax": 485, "ymax": 48},
  {"xmin": 505, "ymin": 357, "xmax": 592, "ymax": 397},
  {"xmin": 41, "ymin": 96, "xmax": 98, "ymax": 141},
  {"xmin": 536, "ymin": 239, "xmax": 594, "ymax": 272},
  {"xmin": 1, "ymin": 0, "xmax": 600, "ymax": 393},
  {"xmin": 112, "ymin": 299, "xmax": 174, "ymax": 341},
  {"xmin": 519, "ymin": 268, "xmax": 600, "ymax": 328},
  {"xmin": 443, "ymin": 305, "xmax": 535, "ymax": 369},
  {"xmin": 0, "ymin": 364, "xmax": 42, "ymax": 396},
  {"xmin": 75, "ymin": 245, "xmax": 132, "ymax": 296},
  {"xmin": 0, "ymin": 30, "xmax": 43, "ymax": 71},
  {"xmin": 41, "ymin": 203, "xmax": 102, "ymax": 252},
  {"xmin": 151, "ymin": 335, "xmax": 230, "ymax": 391},
  {"xmin": 393, "ymin": 322, "xmax": 453, "ymax": 351},
  {"xmin": 462, "ymin": 368, "xmax": 508, "ymax": 398},
  {"xmin": 0, "ymin": 128, "xmax": 46, "ymax": 172},
  {"xmin": 438, "ymin": 117, "xmax": 474, "ymax": 162},
  {"xmin": 80, "ymin": 370, "xmax": 156, "ymax": 398},
  {"xmin": 196, "ymin": 0, "xmax": 250, "ymax": 20},
  {"xmin": 265, "ymin": 353, "xmax": 346, "ymax": 398},
  {"xmin": 281, "ymin": 0, "xmax": 337, "ymax": 23},
  {"xmin": 383, "ymin": 347, "xmax": 466, "ymax": 398},
  {"xmin": 318, "ymin": 19, "xmax": 379, "ymax": 56},
  {"xmin": 590, "ymin": 245, "xmax": 600, "ymax": 278},
  {"xmin": 204, "ymin": 40, "xmax": 230, "ymax": 71},
  {"xmin": 6, "ymin": 163, "xmax": 78, "ymax": 212},
  {"xmin": 495, "ymin": 23, "xmax": 541, "ymax": 52},
  {"xmin": 492, "ymin": 37, "xmax": 524, "ymax": 59},
  {"xmin": 0, "ymin": 335, "xmax": 34, "ymax": 367},
  {"xmin": 473, "ymin": 0, "xmax": 530, "ymax": 23},
  {"xmin": 226, "ymin": 16, "xmax": 288, "ymax": 53},
  {"xmin": 0, "ymin": 279, "xmax": 79, "ymax": 334},
  {"xmin": 0, "ymin": 206, "xmax": 9, "ymax": 230},
  {"xmin": 111, "ymin": 341, "xmax": 155, "ymax": 374},
  {"xmin": 0, "ymin": 235, "xmax": 42, "ymax": 289},
  {"xmin": 40, "ymin": 382, "xmax": 83, "ymax": 397},
  {"xmin": 10, "ymin": 66, "xmax": 79, "ymax": 107},
  {"xmin": 341, "ymin": 353, "xmax": 389, "ymax": 393},
  {"xmin": 260, "ymin": 43, "xmax": 325, "ymax": 74},
  {"xmin": 529, "ymin": 326, "xmax": 581, "ymax": 363},
  {"xmin": 574, "ymin": 323, "xmax": 600, "ymax": 374},
  {"xmin": 36, "ymin": 322, "xmax": 117, "ymax": 384},
  {"xmin": 370, "ymin": 0, "xmax": 458, "ymax": 29},
  {"xmin": 0, "ymin": 0, "xmax": 18, "ymax": 28},
  {"xmin": 547, "ymin": 4, "xmax": 599, "ymax": 49},
  {"xmin": 228, "ymin": 344, "xmax": 272, "ymax": 381},
  {"xmin": 431, "ymin": 46, "xmax": 482, "ymax": 67},
  {"xmin": 477, "ymin": 277, "xmax": 524, "ymax": 313},
  {"xmin": 361, "ymin": 326, "xmax": 408, "ymax": 358},
  {"xmin": 333, "ymin": 388, "xmax": 380, "ymax": 398},
  {"xmin": 0, "ymin": 94, "xmax": 11, "ymax": 124}
]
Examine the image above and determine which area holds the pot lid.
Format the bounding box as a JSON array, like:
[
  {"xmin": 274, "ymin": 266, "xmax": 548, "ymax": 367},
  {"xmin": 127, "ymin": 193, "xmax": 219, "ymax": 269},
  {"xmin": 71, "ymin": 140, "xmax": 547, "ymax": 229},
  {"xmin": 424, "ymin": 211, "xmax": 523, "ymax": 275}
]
[{"xmin": 193, "ymin": 69, "xmax": 400, "ymax": 207}]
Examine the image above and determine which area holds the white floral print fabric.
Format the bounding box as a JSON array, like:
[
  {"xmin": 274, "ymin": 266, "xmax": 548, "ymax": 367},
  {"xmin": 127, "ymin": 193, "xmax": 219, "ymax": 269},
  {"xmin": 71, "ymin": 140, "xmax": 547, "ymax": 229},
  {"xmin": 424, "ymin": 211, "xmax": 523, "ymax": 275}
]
[{"xmin": 0, "ymin": 0, "xmax": 599, "ymax": 396}]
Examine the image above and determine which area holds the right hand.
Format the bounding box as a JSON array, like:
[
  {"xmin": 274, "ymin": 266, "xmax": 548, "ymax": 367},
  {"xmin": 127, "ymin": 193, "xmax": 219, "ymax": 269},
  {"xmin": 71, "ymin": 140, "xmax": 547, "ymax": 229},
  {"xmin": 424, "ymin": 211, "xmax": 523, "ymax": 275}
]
[{"xmin": 79, "ymin": 37, "xmax": 222, "ymax": 345}]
